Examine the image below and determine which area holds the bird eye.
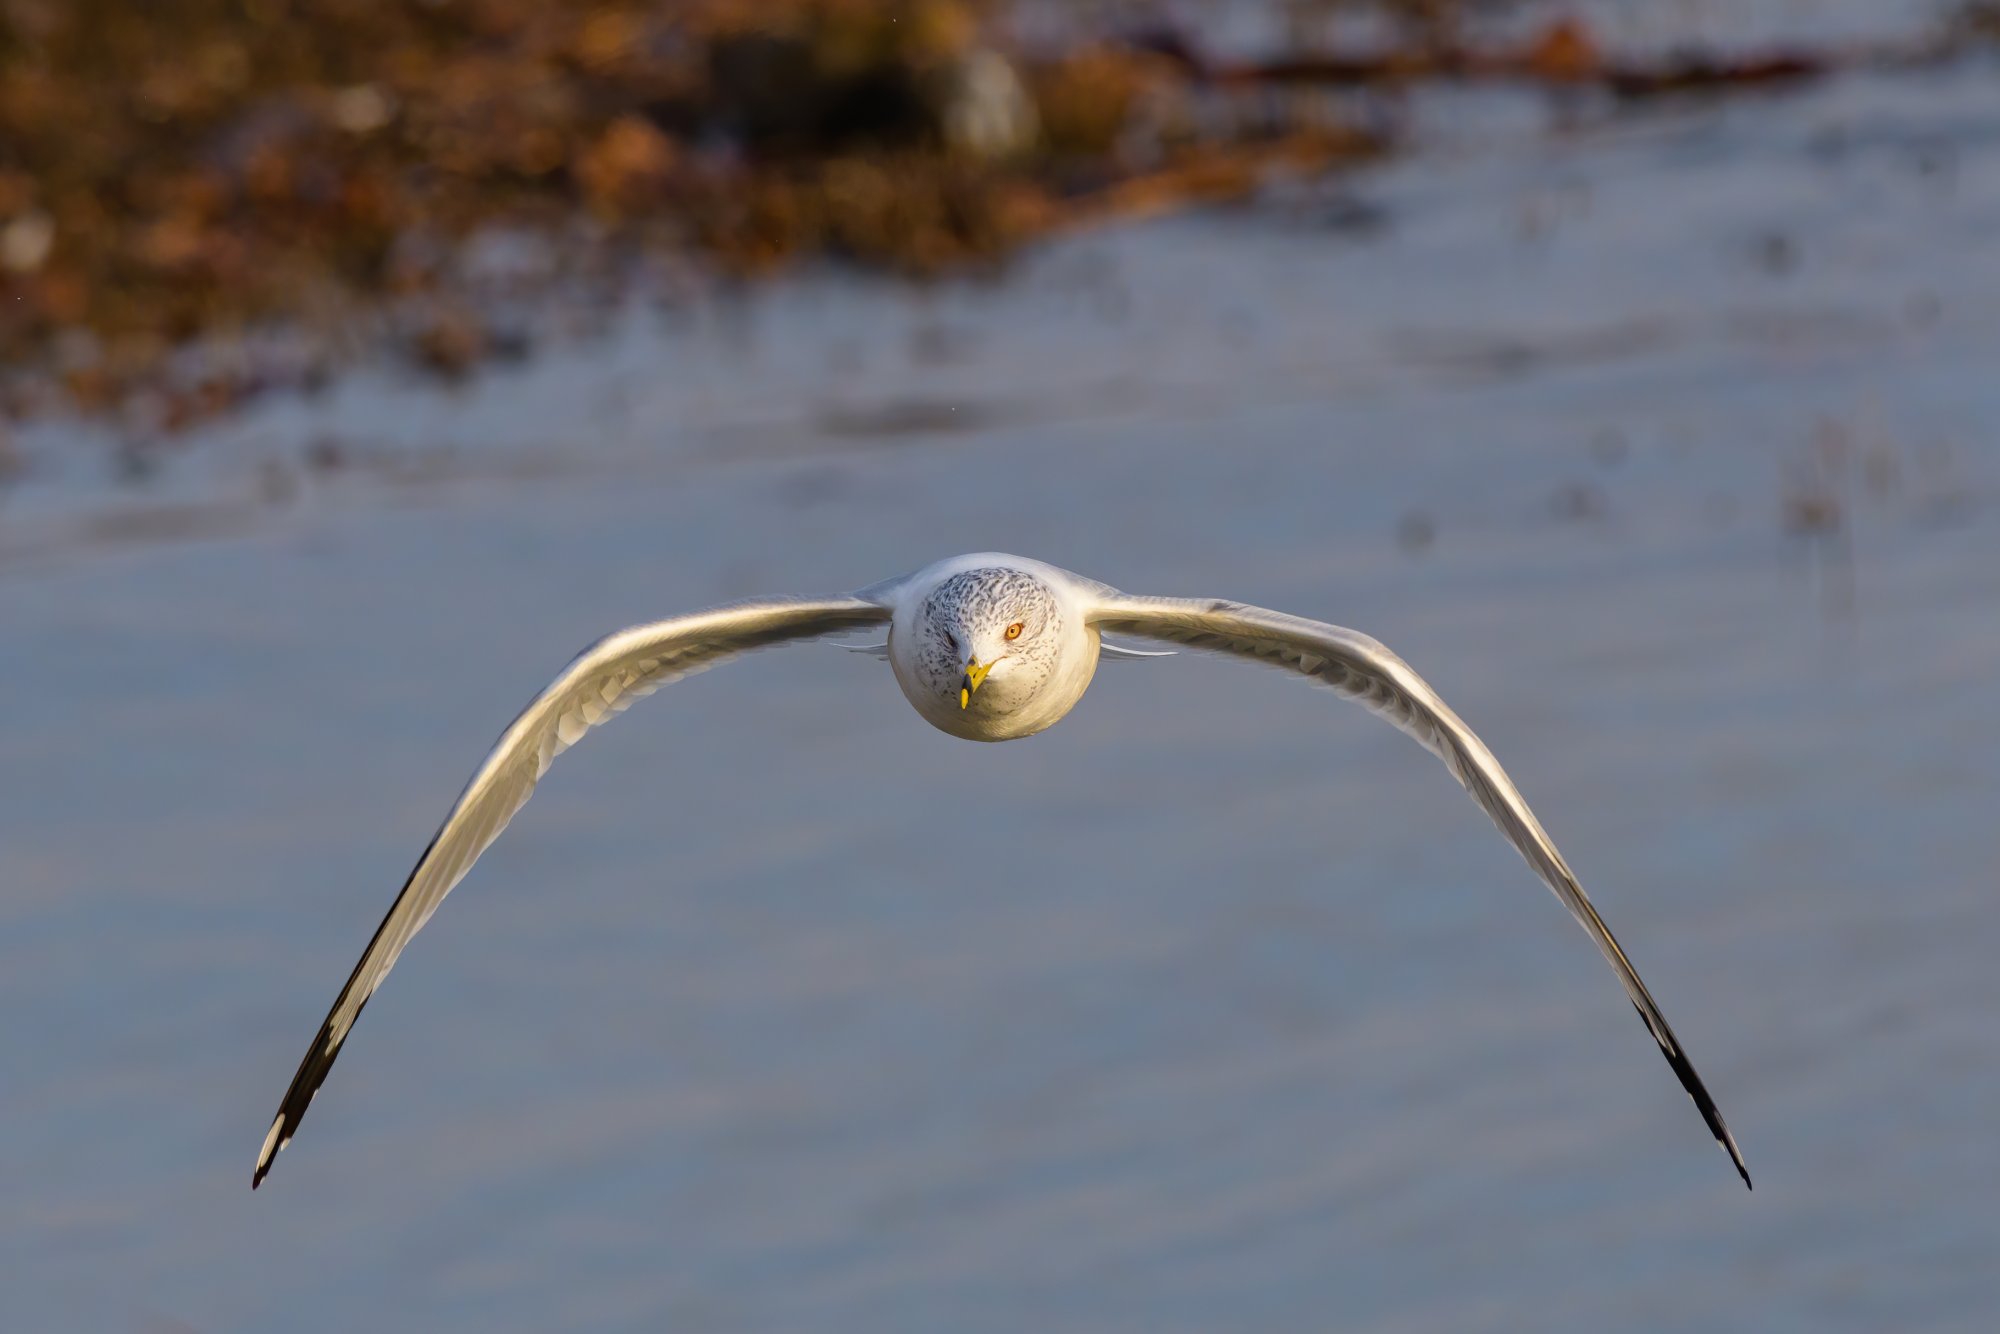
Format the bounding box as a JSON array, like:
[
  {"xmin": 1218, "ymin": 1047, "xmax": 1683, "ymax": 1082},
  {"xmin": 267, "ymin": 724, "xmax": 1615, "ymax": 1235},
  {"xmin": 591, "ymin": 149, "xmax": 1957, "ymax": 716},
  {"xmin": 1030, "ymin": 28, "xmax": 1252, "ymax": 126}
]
[{"xmin": 1004, "ymin": 622, "xmax": 1024, "ymax": 641}]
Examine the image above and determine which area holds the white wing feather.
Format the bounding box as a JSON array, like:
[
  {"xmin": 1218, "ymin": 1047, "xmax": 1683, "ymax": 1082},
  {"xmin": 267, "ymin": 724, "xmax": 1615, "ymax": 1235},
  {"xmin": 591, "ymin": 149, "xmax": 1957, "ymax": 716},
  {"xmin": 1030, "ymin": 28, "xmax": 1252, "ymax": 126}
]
[
  {"xmin": 253, "ymin": 596, "xmax": 890, "ymax": 1187},
  {"xmin": 1087, "ymin": 593, "xmax": 1750, "ymax": 1188}
]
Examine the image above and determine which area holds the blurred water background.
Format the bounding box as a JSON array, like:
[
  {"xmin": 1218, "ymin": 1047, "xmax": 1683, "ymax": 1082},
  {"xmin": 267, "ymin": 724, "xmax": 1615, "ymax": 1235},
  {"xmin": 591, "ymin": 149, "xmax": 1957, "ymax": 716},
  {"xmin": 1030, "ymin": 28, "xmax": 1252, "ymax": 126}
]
[{"xmin": 3, "ymin": 1, "xmax": 1998, "ymax": 1330}]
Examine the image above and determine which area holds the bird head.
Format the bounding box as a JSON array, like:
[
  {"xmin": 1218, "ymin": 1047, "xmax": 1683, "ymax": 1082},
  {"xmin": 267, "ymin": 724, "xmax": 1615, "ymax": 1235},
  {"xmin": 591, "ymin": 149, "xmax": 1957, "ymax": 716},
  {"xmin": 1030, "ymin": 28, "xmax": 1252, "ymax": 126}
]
[{"xmin": 918, "ymin": 567, "xmax": 1061, "ymax": 713}]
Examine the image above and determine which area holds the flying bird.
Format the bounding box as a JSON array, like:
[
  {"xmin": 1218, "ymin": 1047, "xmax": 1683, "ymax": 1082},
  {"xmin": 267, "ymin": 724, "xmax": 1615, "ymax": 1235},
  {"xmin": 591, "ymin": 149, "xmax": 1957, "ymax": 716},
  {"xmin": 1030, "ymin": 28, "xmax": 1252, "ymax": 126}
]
[{"xmin": 253, "ymin": 552, "xmax": 1750, "ymax": 1189}]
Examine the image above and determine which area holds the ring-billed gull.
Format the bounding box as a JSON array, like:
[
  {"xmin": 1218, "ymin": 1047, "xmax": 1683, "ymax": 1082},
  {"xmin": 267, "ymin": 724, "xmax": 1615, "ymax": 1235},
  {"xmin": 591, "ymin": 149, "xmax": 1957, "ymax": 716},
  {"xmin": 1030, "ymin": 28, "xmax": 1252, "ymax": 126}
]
[{"xmin": 253, "ymin": 552, "xmax": 1749, "ymax": 1189}]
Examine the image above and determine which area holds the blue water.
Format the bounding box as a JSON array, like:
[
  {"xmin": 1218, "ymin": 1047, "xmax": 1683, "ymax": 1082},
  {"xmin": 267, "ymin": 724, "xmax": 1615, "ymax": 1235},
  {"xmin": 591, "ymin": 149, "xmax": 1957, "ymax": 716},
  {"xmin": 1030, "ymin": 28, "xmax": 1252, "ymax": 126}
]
[{"xmin": 2, "ymin": 45, "xmax": 1997, "ymax": 1334}]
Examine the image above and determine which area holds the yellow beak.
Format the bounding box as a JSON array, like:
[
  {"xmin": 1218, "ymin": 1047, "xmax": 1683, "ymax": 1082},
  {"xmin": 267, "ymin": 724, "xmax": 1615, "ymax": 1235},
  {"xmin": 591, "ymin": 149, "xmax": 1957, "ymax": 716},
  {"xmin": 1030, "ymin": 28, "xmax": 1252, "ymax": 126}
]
[{"xmin": 959, "ymin": 658, "xmax": 992, "ymax": 709}]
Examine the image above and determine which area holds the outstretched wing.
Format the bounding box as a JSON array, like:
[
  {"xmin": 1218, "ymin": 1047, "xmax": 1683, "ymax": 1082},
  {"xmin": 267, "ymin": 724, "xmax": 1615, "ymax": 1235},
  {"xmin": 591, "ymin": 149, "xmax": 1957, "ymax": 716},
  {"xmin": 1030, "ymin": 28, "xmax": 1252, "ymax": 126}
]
[
  {"xmin": 254, "ymin": 596, "xmax": 891, "ymax": 1188},
  {"xmin": 1088, "ymin": 594, "xmax": 1750, "ymax": 1188}
]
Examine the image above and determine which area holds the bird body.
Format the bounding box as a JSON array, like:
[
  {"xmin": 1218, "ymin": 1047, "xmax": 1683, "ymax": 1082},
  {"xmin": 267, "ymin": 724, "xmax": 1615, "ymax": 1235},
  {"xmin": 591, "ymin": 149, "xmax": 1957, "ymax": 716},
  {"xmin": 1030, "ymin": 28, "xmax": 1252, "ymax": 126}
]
[
  {"xmin": 253, "ymin": 552, "xmax": 1750, "ymax": 1191},
  {"xmin": 883, "ymin": 551, "xmax": 1105, "ymax": 740}
]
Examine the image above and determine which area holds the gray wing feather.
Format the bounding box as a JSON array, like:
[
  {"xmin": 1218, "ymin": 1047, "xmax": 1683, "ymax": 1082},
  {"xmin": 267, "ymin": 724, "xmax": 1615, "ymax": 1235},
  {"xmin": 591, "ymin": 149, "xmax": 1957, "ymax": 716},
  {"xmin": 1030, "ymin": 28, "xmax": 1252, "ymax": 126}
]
[
  {"xmin": 253, "ymin": 596, "xmax": 891, "ymax": 1187},
  {"xmin": 1088, "ymin": 594, "xmax": 1750, "ymax": 1189}
]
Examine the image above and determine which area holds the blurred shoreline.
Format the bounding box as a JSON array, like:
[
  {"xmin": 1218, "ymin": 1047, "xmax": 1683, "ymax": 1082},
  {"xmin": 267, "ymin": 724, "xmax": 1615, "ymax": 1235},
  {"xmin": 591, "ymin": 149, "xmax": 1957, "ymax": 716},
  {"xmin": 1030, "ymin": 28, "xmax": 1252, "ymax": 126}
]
[{"xmin": 0, "ymin": 0, "xmax": 1986, "ymax": 447}]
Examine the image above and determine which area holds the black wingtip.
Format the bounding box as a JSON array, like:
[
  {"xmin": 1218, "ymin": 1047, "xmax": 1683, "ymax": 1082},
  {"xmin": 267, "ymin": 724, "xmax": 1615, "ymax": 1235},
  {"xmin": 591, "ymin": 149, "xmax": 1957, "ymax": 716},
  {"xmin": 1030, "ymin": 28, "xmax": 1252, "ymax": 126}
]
[
  {"xmin": 253, "ymin": 1001, "xmax": 364, "ymax": 1193},
  {"xmin": 252, "ymin": 1109, "xmax": 287, "ymax": 1191},
  {"xmin": 1633, "ymin": 1002, "xmax": 1751, "ymax": 1190}
]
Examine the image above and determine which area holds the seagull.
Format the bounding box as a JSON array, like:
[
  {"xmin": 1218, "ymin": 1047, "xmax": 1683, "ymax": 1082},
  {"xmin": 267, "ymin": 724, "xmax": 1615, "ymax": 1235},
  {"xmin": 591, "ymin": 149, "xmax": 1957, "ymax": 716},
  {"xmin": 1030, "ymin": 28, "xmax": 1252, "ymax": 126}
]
[{"xmin": 253, "ymin": 552, "xmax": 1750, "ymax": 1190}]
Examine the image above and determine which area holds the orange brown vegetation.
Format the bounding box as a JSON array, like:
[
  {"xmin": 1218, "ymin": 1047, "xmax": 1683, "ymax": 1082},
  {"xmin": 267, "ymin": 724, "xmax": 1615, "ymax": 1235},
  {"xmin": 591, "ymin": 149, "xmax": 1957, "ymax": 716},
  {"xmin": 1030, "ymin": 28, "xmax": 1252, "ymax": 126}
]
[{"xmin": 0, "ymin": 0, "xmax": 1949, "ymax": 427}]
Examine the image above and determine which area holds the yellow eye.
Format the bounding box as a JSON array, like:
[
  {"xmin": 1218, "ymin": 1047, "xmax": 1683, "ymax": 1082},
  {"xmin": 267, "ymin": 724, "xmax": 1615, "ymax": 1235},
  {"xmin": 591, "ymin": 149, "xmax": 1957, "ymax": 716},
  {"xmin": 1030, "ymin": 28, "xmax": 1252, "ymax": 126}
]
[{"xmin": 1004, "ymin": 621, "xmax": 1024, "ymax": 641}]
